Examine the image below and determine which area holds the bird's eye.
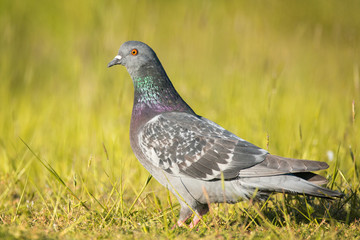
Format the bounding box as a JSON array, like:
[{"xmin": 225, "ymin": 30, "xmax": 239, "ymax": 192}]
[{"xmin": 131, "ymin": 49, "xmax": 138, "ymax": 56}]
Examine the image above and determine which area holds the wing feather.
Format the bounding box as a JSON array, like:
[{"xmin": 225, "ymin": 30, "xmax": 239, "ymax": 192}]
[
  {"xmin": 239, "ymin": 154, "xmax": 330, "ymax": 177},
  {"xmin": 138, "ymin": 112, "xmax": 268, "ymax": 180}
]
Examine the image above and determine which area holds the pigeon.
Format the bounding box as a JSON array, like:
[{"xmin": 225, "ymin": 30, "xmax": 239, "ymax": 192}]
[{"xmin": 107, "ymin": 41, "xmax": 343, "ymax": 228}]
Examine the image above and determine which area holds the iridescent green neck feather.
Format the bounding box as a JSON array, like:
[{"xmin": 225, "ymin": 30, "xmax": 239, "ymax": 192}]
[
  {"xmin": 133, "ymin": 76, "xmax": 162, "ymax": 105},
  {"xmin": 132, "ymin": 73, "xmax": 195, "ymax": 118},
  {"xmin": 129, "ymin": 57, "xmax": 196, "ymax": 127}
]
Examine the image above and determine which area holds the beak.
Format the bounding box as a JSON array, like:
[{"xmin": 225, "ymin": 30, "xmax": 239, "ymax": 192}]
[{"xmin": 107, "ymin": 55, "xmax": 122, "ymax": 68}]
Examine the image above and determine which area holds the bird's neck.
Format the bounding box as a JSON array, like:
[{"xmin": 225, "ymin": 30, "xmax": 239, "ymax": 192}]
[{"xmin": 130, "ymin": 64, "xmax": 195, "ymax": 124}]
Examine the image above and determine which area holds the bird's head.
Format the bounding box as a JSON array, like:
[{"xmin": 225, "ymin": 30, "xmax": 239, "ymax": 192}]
[{"xmin": 108, "ymin": 41, "xmax": 159, "ymax": 73}]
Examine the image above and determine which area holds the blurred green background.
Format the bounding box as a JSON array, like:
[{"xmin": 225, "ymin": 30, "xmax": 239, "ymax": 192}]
[{"xmin": 0, "ymin": 0, "xmax": 359, "ymax": 237}]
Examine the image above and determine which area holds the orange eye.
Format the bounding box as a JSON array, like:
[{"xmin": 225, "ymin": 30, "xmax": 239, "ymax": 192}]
[{"xmin": 131, "ymin": 49, "xmax": 138, "ymax": 55}]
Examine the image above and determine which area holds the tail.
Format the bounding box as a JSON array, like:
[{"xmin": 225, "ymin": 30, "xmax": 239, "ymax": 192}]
[
  {"xmin": 240, "ymin": 174, "xmax": 343, "ymax": 198},
  {"xmin": 239, "ymin": 154, "xmax": 343, "ymax": 198}
]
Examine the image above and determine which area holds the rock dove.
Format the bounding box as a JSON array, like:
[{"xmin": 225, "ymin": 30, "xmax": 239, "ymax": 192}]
[{"xmin": 107, "ymin": 41, "xmax": 343, "ymax": 228}]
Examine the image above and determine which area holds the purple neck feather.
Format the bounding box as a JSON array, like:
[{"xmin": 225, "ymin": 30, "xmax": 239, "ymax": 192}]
[{"xmin": 128, "ymin": 58, "xmax": 196, "ymax": 130}]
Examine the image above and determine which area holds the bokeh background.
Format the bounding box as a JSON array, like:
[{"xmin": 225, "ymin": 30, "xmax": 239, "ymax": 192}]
[{"xmin": 0, "ymin": 0, "xmax": 359, "ymax": 238}]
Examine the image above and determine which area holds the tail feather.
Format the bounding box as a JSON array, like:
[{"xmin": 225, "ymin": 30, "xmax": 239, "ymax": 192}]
[
  {"xmin": 237, "ymin": 154, "xmax": 343, "ymax": 198},
  {"xmin": 293, "ymin": 172, "xmax": 328, "ymax": 186},
  {"xmin": 240, "ymin": 174, "xmax": 343, "ymax": 198}
]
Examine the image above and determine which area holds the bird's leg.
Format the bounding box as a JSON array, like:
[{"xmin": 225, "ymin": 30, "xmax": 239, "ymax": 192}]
[
  {"xmin": 172, "ymin": 203, "xmax": 193, "ymax": 229},
  {"xmin": 175, "ymin": 216, "xmax": 190, "ymax": 228},
  {"xmin": 189, "ymin": 215, "xmax": 201, "ymax": 229},
  {"xmin": 189, "ymin": 204, "xmax": 209, "ymax": 228}
]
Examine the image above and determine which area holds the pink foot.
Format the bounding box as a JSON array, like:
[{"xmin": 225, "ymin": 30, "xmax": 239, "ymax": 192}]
[
  {"xmin": 172, "ymin": 217, "xmax": 190, "ymax": 229},
  {"xmin": 189, "ymin": 215, "xmax": 201, "ymax": 228}
]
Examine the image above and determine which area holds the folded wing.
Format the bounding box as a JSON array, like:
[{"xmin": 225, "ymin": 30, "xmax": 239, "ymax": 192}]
[{"xmin": 139, "ymin": 112, "xmax": 268, "ymax": 180}]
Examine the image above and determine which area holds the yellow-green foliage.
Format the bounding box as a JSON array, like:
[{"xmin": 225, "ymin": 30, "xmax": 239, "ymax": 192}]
[{"xmin": 0, "ymin": 0, "xmax": 359, "ymax": 239}]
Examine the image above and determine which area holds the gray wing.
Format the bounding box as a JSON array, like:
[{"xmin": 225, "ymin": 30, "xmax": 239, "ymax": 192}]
[{"xmin": 138, "ymin": 112, "xmax": 268, "ymax": 180}]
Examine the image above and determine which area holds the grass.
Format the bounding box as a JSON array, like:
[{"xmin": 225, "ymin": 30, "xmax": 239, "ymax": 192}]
[{"xmin": 0, "ymin": 0, "xmax": 359, "ymax": 239}]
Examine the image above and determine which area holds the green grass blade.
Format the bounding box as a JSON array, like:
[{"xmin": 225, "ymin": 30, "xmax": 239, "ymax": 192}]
[{"xmin": 19, "ymin": 137, "xmax": 90, "ymax": 211}]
